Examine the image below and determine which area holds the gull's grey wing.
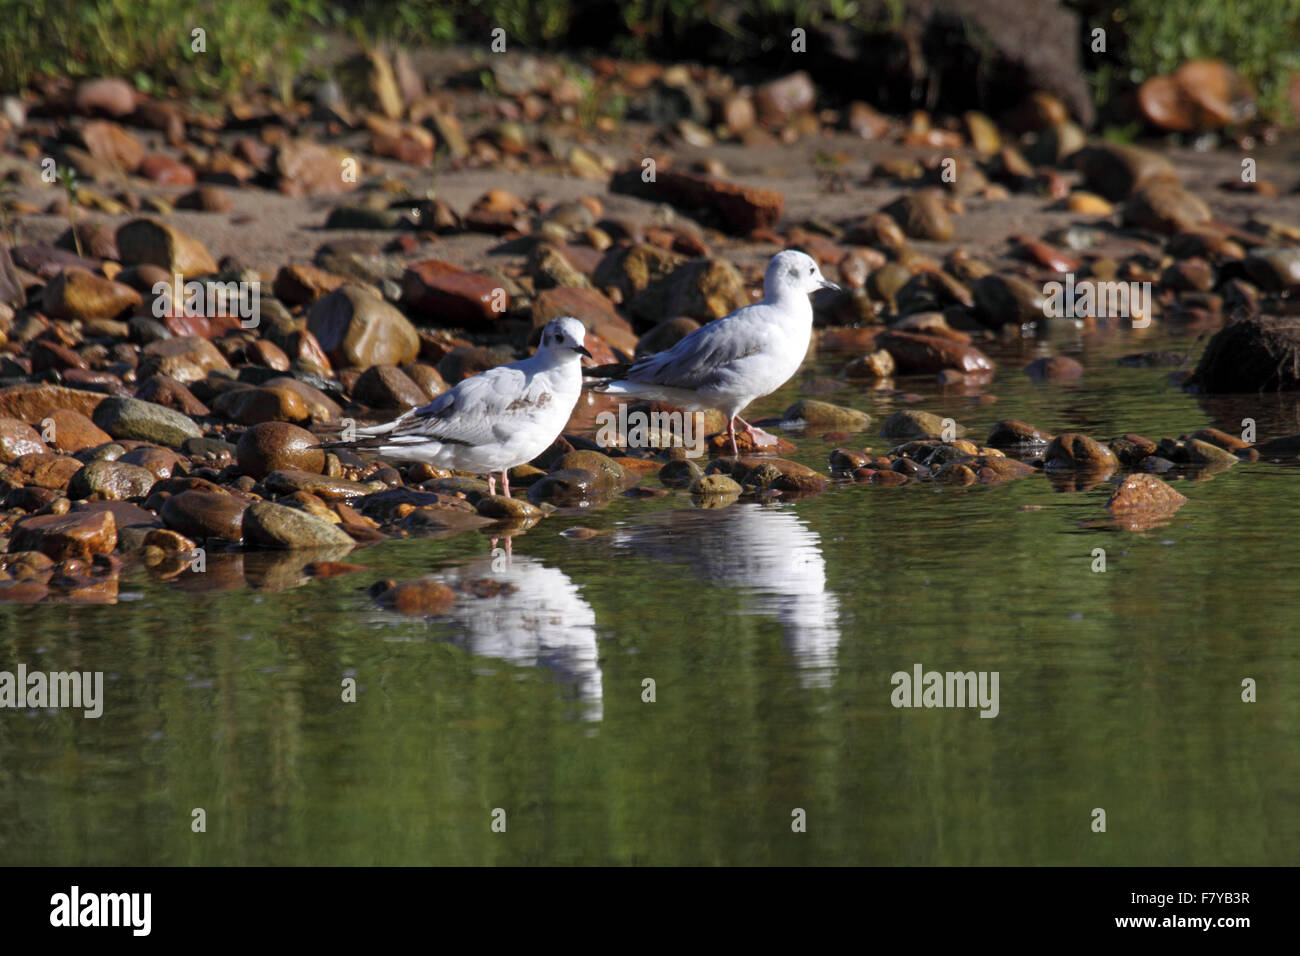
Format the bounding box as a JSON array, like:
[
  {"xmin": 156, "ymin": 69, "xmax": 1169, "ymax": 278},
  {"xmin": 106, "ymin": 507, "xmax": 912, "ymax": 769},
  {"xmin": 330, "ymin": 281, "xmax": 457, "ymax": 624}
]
[
  {"xmin": 627, "ymin": 305, "xmax": 774, "ymax": 391},
  {"xmin": 382, "ymin": 363, "xmax": 543, "ymax": 448}
]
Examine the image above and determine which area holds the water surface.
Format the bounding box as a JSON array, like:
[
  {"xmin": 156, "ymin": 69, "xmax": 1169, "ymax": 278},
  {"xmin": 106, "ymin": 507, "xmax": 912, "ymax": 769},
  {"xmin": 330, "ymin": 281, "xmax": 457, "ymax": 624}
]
[{"xmin": 2, "ymin": 325, "xmax": 1297, "ymax": 865}]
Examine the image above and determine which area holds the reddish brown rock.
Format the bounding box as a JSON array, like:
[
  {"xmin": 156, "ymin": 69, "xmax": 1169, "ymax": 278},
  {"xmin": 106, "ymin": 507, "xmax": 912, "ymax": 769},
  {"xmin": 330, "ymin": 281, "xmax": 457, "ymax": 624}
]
[
  {"xmin": 1123, "ymin": 182, "xmax": 1212, "ymax": 235},
  {"xmin": 212, "ymin": 386, "xmax": 310, "ymax": 425},
  {"xmin": 258, "ymin": 377, "xmax": 340, "ymax": 422},
  {"xmin": 881, "ymin": 190, "xmax": 954, "ymax": 242},
  {"xmin": 134, "ymin": 374, "xmax": 211, "ymax": 417},
  {"xmin": 43, "ymin": 409, "xmax": 112, "ymax": 454},
  {"xmin": 876, "ymin": 330, "xmax": 994, "ymax": 375},
  {"xmin": 1024, "ymin": 356, "xmax": 1084, "ymax": 381},
  {"xmin": 366, "ymin": 115, "xmax": 435, "ymax": 165},
  {"xmin": 401, "ymin": 260, "xmax": 505, "ymax": 329},
  {"xmin": 1106, "ymin": 473, "xmax": 1188, "ymax": 525},
  {"xmin": 74, "ymin": 78, "xmax": 137, "ymax": 117},
  {"xmin": 1139, "ymin": 61, "xmax": 1253, "ymax": 132},
  {"xmin": 353, "ymin": 365, "xmax": 426, "ymax": 409},
  {"xmin": 138, "ymin": 154, "xmax": 197, "ymax": 185},
  {"xmin": 80, "ymin": 120, "xmax": 145, "ymax": 172},
  {"xmin": 1073, "ymin": 143, "xmax": 1179, "ymax": 201},
  {"xmin": 30, "ymin": 341, "xmax": 89, "ymax": 373},
  {"xmin": 118, "ymin": 446, "xmax": 184, "ymax": 480},
  {"xmin": 1043, "ymin": 433, "xmax": 1117, "ymax": 473},
  {"xmin": 9, "ymin": 509, "xmax": 117, "ymax": 561},
  {"xmin": 235, "ymin": 422, "xmax": 326, "ymax": 480},
  {"xmin": 969, "ymin": 455, "xmax": 1036, "ymax": 483},
  {"xmin": 175, "ymin": 186, "xmax": 233, "ymax": 213},
  {"xmin": 117, "ymin": 218, "xmax": 218, "ymax": 278},
  {"xmin": 754, "ymin": 71, "xmax": 815, "ymax": 125},
  {"xmin": 43, "ymin": 267, "xmax": 142, "ymax": 321},
  {"xmin": 986, "ymin": 420, "xmax": 1052, "ymax": 449},
  {"xmin": 273, "ymin": 263, "xmax": 347, "ymax": 306},
  {"xmin": 0, "ymin": 580, "xmax": 51, "ymax": 603},
  {"xmin": 307, "ymin": 285, "xmax": 419, "ymax": 369},
  {"xmin": 275, "ymin": 140, "xmax": 361, "ymax": 197},
  {"xmin": 2, "ymin": 453, "xmax": 83, "ymax": 490},
  {"xmin": 276, "ymin": 330, "xmax": 331, "ymax": 375},
  {"xmin": 609, "ymin": 168, "xmax": 783, "ymax": 234},
  {"xmin": 1190, "ymin": 427, "xmax": 1248, "ymax": 452},
  {"xmin": 140, "ymin": 336, "xmax": 231, "ymax": 383},
  {"xmin": 0, "ymin": 384, "xmax": 105, "ymax": 424},
  {"xmin": 1109, "ymin": 434, "xmax": 1158, "ymax": 467},
  {"xmin": 0, "ymin": 418, "xmax": 46, "ymax": 463},
  {"xmin": 161, "ymin": 490, "xmax": 247, "ymax": 541},
  {"xmin": 380, "ymin": 579, "xmax": 457, "ymax": 616},
  {"xmin": 533, "ymin": 287, "xmax": 636, "ymax": 354}
]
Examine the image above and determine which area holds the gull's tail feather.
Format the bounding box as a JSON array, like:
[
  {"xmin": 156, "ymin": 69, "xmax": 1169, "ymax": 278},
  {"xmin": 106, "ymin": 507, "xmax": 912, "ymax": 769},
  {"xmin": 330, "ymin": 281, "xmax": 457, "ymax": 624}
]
[
  {"xmin": 314, "ymin": 411, "xmax": 413, "ymax": 452},
  {"xmin": 583, "ymin": 361, "xmax": 632, "ymax": 382}
]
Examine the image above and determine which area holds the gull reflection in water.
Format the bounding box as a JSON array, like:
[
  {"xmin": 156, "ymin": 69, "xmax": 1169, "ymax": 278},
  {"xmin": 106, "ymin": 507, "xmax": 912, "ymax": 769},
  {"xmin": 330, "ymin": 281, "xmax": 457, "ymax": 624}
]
[
  {"xmin": 614, "ymin": 503, "xmax": 840, "ymax": 687},
  {"xmin": 431, "ymin": 552, "xmax": 603, "ymax": 721}
]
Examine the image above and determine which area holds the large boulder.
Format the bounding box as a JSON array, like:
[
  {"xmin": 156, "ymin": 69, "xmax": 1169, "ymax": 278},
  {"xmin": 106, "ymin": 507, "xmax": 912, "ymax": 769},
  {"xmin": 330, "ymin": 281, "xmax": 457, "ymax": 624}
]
[{"xmin": 1186, "ymin": 318, "xmax": 1300, "ymax": 393}]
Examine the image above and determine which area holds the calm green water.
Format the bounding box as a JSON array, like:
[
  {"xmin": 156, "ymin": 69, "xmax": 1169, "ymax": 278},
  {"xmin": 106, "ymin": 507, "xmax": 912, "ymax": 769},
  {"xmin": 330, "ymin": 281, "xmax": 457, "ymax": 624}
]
[{"xmin": 2, "ymin": 326, "xmax": 1298, "ymax": 865}]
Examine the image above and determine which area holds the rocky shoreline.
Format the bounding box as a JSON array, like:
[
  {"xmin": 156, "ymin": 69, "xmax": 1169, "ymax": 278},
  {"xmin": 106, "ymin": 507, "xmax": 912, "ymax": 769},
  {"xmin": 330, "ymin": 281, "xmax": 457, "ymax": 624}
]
[{"xmin": 2, "ymin": 49, "xmax": 1299, "ymax": 609}]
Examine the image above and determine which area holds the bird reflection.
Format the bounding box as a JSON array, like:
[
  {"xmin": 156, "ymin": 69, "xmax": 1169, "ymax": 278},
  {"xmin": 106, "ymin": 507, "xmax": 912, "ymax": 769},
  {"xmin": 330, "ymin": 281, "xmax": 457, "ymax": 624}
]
[
  {"xmin": 431, "ymin": 552, "xmax": 603, "ymax": 720},
  {"xmin": 613, "ymin": 503, "xmax": 840, "ymax": 687}
]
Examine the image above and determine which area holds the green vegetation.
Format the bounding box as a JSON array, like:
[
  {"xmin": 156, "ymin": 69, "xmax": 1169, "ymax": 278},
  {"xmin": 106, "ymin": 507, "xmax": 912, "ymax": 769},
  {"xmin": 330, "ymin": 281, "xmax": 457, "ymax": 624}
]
[
  {"xmin": 0, "ymin": 0, "xmax": 333, "ymax": 98},
  {"xmin": 0, "ymin": 0, "xmax": 1297, "ymax": 123},
  {"xmin": 1077, "ymin": 0, "xmax": 1300, "ymax": 123}
]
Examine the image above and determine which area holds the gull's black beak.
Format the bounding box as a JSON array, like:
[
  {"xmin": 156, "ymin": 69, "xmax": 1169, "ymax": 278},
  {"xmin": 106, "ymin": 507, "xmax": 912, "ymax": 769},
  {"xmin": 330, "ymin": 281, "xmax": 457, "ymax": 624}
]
[
  {"xmin": 573, "ymin": 345, "xmax": 593, "ymax": 358},
  {"xmin": 819, "ymin": 278, "xmax": 841, "ymax": 292}
]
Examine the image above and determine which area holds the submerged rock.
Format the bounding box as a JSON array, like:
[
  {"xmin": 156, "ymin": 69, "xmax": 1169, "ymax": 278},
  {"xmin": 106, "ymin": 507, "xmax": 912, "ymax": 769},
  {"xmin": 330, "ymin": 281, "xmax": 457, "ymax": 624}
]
[
  {"xmin": 689, "ymin": 473, "xmax": 742, "ymax": 498},
  {"xmin": 1105, "ymin": 473, "xmax": 1188, "ymax": 529},
  {"xmin": 377, "ymin": 579, "xmax": 457, "ymax": 616},
  {"xmin": 527, "ymin": 468, "xmax": 605, "ymax": 507},
  {"xmin": 781, "ymin": 400, "xmax": 870, "ymax": 431},
  {"xmin": 986, "ymin": 419, "xmax": 1051, "ymax": 451},
  {"xmin": 1043, "ymin": 433, "xmax": 1117, "ymax": 473},
  {"xmin": 882, "ymin": 409, "xmax": 964, "ymax": 441},
  {"xmin": 876, "ymin": 331, "xmax": 994, "ymax": 374}
]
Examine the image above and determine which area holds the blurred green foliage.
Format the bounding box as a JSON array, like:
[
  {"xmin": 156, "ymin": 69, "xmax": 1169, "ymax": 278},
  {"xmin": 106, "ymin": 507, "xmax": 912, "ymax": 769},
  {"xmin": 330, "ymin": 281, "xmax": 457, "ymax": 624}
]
[
  {"xmin": 0, "ymin": 0, "xmax": 1297, "ymax": 123},
  {"xmin": 0, "ymin": 0, "xmax": 334, "ymax": 99},
  {"xmin": 1077, "ymin": 0, "xmax": 1300, "ymax": 123}
]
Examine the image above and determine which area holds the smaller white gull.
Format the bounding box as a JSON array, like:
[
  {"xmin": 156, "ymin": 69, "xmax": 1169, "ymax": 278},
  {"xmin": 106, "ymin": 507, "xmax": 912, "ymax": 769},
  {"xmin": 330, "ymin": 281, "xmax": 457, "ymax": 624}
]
[
  {"xmin": 584, "ymin": 250, "xmax": 839, "ymax": 455},
  {"xmin": 324, "ymin": 316, "xmax": 590, "ymax": 496}
]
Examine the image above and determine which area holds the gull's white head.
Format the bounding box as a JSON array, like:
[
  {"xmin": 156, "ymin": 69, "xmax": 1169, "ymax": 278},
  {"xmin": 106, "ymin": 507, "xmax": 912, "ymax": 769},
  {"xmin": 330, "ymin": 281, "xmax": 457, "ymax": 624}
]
[
  {"xmin": 765, "ymin": 249, "xmax": 841, "ymax": 299},
  {"xmin": 537, "ymin": 315, "xmax": 592, "ymax": 362}
]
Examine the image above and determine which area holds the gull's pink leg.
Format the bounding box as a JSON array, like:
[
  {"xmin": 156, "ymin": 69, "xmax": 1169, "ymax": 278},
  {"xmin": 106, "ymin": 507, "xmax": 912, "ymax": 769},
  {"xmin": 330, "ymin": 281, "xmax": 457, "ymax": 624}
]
[
  {"xmin": 501, "ymin": 470, "xmax": 511, "ymax": 498},
  {"xmin": 727, "ymin": 416, "xmax": 739, "ymax": 457},
  {"xmin": 735, "ymin": 415, "xmax": 777, "ymax": 447},
  {"xmin": 487, "ymin": 474, "xmax": 496, "ymax": 496}
]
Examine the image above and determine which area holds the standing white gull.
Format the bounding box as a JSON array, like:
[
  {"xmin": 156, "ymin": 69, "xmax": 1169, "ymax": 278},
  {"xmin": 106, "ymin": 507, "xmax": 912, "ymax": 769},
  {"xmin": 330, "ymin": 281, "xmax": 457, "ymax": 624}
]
[
  {"xmin": 585, "ymin": 250, "xmax": 839, "ymax": 455},
  {"xmin": 323, "ymin": 316, "xmax": 590, "ymax": 496}
]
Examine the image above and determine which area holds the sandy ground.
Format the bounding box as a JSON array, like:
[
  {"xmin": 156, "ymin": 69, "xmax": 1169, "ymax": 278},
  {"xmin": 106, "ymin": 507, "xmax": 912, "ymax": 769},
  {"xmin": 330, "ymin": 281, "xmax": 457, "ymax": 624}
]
[{"xmin": 8, "ymin": 67, "xmax": 1300, "ymax": 292}]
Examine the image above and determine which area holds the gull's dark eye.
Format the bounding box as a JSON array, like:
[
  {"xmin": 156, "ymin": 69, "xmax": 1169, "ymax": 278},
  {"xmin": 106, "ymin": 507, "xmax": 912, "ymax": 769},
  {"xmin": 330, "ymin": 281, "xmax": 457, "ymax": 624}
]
[{"xmin": 808, "ymin": 267, "xmax": 814, "ymax": 275}]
